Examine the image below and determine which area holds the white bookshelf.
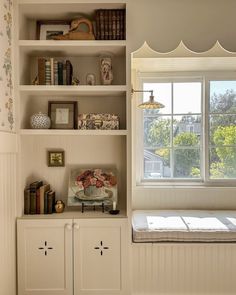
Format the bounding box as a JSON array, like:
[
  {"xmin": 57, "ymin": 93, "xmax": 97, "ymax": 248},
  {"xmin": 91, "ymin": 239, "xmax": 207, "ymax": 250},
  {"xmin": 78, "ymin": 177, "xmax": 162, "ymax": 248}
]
[
  {"xmin": 20, "ymin": 129, "xmax": 128, "ymax": 136},
  {"xmin": 17, "ymin": 0, "xmax": 128, "ymax": 215},
  {"xmin": 19, "ymin": 85, "xmax": 127, "ymax": 96}
]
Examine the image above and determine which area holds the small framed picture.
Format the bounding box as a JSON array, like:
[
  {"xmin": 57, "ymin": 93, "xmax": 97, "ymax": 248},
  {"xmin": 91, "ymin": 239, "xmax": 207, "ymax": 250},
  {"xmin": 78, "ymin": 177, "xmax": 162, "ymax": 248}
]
[
  {"xmin": 48, "ymin": 150, "xmax": 65, "ymax": 167},
  {"xmin": 48, "ymin": 101, "xmax": 78, "ymax": 129},
  {"xmin": 36, "ymin": 20, "xmax": 70, "ymax": 40}
]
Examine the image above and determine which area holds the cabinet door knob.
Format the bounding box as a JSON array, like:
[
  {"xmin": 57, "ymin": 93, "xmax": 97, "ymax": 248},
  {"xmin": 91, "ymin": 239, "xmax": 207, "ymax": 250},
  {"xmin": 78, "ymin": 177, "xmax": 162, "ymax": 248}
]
[
  {"xmin": 65, "ymin": 223, "xmax": 72, "ymax": 231},
  {"xmin": 73, "ymin": 223, "xmax": 79, "ymax": 230}
]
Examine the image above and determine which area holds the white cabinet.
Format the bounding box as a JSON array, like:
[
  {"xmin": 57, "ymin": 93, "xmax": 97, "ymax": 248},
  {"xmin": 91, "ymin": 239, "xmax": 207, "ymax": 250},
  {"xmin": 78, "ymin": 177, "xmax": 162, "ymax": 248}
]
[
  {"xmin": 74, "ymin": 219, "xmax": 128, "ymax": 295},
  {"xmin": 17, "ymin": 219, "xmax": 73, "ymax": 295},
  {"xmin": 17, "ymin": 218, "xmax": 128, "ymax": 295}
]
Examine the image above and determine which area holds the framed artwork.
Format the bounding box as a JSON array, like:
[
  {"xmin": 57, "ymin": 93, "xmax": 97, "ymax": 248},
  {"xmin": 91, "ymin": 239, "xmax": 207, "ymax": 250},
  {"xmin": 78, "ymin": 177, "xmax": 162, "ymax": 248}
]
[
  {"xmin": 48, "ymin": 101, "xmax": 78, "ymax": 129},
  {"xmin": 68, "ymin": 168, "xmax": 118, "ymax": 207},
  {"xmin": 36, "ymin": 20, "xmax": 71, "ymax": 40},
  {"xmin": 48, "ymin": 150, "xmax": 65, "ymax": 167}
]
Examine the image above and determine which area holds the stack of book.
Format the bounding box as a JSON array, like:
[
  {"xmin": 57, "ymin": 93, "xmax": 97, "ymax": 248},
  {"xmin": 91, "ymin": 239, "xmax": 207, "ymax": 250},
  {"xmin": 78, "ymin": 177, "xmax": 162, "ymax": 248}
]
[
  {"xmin": 38, "ymin": 58, "xmax": 73, "ymax": 85},
  {"xmin": 24, "ymin": 181, "xmax": 56, "ymax": 214},
  {"xmin": 95, "ymin": 9, "xmax": 126, "ymax": 40}
]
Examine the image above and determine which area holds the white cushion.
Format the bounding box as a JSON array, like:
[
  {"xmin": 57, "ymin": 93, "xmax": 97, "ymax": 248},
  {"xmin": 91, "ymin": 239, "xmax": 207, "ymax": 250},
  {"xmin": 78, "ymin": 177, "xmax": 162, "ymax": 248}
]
[{"xmin": 132, "ymin": 210, "xmax": 236, "ymax": 242}]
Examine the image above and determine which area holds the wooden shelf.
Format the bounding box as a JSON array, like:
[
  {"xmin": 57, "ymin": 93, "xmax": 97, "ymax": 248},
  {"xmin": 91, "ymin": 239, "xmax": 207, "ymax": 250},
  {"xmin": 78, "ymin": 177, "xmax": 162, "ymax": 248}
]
[
  {"xmin": 19, "ymin": 85, "xmax": 127, "ymax": 96},
  {"xmin": 20, "ymin": 129, "xmax": 128, "ymax": 136},
  {"xmin": 19, "ymin": 40, "xmax": 126, "ymax": 57}
]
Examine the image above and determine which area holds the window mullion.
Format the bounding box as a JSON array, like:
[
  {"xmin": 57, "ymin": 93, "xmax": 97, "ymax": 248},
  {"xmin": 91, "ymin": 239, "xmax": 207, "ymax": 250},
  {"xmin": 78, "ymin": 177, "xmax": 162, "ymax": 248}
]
[
  {"xmin": 170, "ymin": 82, "xmax": 174, "ymax": 178},
  {"xmin": 204, "ymin": 78, "xmax": 210, "ymax": 182}
]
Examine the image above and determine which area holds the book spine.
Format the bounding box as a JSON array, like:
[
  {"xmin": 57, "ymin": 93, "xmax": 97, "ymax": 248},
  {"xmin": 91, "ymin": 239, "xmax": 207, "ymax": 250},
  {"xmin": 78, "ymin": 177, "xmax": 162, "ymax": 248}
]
[
  {"xmin": 58, "ymin": 61, "xmax": 64, "ymax": 85},
  {"xmin": 66, "ymin": 60, "xmax": 73, "ymax": 85},
  {"xmin": 47, "ymin": 191, "xmax": 55, "ymax": 214},
  {"xmin": 36, "ymin": 188, "xmax": 40, "ymax": 214},
  {"xmin": 30, "ymin": 191, "xmax": 36, "ymax": 214},
  {"xmin": 45, "ymin": 60, "xmax": 51, "ymax": 85},
  {"xmin": 54, "ymin": 60, "xmax": 58, "ymax": 85},
  {"xmin": 95, "ymin": 10, "xmax": 100, "ymax": 40},
  {"xmin": 116, "ymin": 10, "xmax": 121, "ymax": 40},
  {"xmin": 120, "ymin": 9, "xmax": 125, "ymax": 40},
  {"xmin": 104, "ymin": 10, "xmax": 109, "ymax": 40},
  {"xmin": 38, "ymin": 58, "xmax": 46, "ymax": 85},
  {"xmin": 50, "ymin": 58, "xmax": 54, "ymax": 85},
  {"xmin": 99, "ymin": 10, "xmax": 105, "ymax": 40},
  {"xmin": 44, "ymin": 190, "xmax": 50, "ymax": 214},
  {"xmin": 112, "ymin": 10, "xmax": 117, "ymax": 40},
  {"xmin": 108, "ymin": 10, "xmax": 112, "ymax": 40},
  {"xmin": 24, "ymin": 188, "xmax": 30, "ymax": 215},
  {"xmin": 123, "ymin": 9, "xmax": 126, "ymax": 40}
]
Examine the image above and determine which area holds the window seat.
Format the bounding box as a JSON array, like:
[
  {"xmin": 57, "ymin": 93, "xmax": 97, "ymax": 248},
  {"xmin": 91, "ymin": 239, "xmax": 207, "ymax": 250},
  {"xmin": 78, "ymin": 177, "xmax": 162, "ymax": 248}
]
[{"xmin": 132, "ymin": 210, "xmax": 236, "ymax": 242}]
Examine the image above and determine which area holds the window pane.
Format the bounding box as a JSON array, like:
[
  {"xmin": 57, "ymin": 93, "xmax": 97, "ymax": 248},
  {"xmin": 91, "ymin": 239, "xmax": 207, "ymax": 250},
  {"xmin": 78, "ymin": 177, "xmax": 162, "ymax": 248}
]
[
  {"xmin": 173, "ymin": 82, "xmax": 201, "ymax": 114},
  {"xmin": 144, "ymin": 116, "xmax": 171, "ymax": 148},
  {"xmin": 143, "ymin": 82, "xmax": 171, "ymax": 114},
  {"xmin": 173, "ymin": 115, "xmax": 201, "ymax": 146},
  {"xmin": 174, "ymin": 148, "xmax": 200, "ymax": 178},
  {"xmin": 210, "ymin": 148, "xmax": 236, "ymax": 179},
  {"xmin": 144, "ymin": 148, "xmax": 171, "ymax": 179},
  {"xmin": 210, "ymin": 81, "xmax": 236, "ymax": 114},
  {"xmin": 209, "ymin": 115, "xmax": 236, "ymax": 146}
]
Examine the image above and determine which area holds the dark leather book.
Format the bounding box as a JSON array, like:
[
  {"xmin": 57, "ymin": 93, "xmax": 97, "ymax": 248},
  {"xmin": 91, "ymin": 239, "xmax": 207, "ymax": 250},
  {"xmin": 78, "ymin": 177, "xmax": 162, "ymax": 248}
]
[
  {"xmin": 116, "ymin": 10, "xmax": 121, "ymax": 40},
  {"xmin": 66, "ymin": 60, "xmax": 73, "ymax": 85},
  {"xmin": 47, "ymin": 191, "xmax": 55, "ymax": 214},
  {"xmin": 29, "ymin": 181, "xmax": 39, "ymax": 214},
  {"xmin": 58, "ymin": 61, "xmax": 64, "ymax": 85},
  {"xmin": 104, "ymin": 10, "xmax": 109, "ymax": 40},
  {"xmin": 24, "ymin": 188, "xmax": 30, "ymax": 215},
  {"xmin": 95, "ymin": 10, "xmax": 100, "ymax": 40},
  {"xmin": 38, "ymin": 58, "xmax": 46, "ymax": 85},
  {"xmin": 99, "ymin": 10, "xmax": 105, "ymax": 40},
  {"xmin": 44, "ymin": 190, "xmax": 52, "ymax": 214},
  {"xmin": 120, "ymin": 9, "xmax": 125, "ymax": 40},
  {"xmin": 108, "ymin": 10, "xmax": 112, "ymax": 40},
  {"xmin": 112, "ymin": 10, "xmax": 117, "ymax": 40}
]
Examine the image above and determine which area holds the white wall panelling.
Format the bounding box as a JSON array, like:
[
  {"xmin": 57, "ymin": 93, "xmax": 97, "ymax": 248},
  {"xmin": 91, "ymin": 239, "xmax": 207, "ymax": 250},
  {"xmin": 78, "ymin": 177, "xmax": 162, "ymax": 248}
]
[
  {"xmin": 132, "ymin": 243, "xmax": 236, "ymax": 294},
  {"xmin": 0, "ymin": 140, "xmax": 17, "ymax": 295}
]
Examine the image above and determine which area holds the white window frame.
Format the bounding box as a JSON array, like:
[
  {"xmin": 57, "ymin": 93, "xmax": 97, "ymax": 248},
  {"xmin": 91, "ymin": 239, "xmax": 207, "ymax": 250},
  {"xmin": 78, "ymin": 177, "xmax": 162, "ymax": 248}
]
[{"xmin": 134, "ymin": 71, "xmax": 236, "ymax": 187}]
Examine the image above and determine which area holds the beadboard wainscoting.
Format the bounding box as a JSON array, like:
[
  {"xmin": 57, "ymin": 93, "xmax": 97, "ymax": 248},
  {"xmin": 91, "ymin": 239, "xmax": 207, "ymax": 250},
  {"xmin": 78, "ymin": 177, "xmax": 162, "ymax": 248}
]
[
  {"xmin": 0, "ymin": 132, "xmax": 18, "ymax": 295},
  {"xmin": 132, "ymin": 243, "xmax": 236, "ymax": 294}
]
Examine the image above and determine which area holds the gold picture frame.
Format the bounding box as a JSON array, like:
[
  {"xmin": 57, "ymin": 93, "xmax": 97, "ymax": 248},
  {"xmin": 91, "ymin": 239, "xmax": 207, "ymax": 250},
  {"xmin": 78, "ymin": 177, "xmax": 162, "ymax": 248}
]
[{"xmin": 48, "ymin": 150, "xmax": 65, "ymax": 167}]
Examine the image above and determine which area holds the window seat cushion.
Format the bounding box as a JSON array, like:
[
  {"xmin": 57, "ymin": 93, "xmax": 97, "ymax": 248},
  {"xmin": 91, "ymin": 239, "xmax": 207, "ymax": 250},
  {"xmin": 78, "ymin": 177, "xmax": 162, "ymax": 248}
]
[{"xmin": 132, "ymin": 210, "xmax": 236, "ymax": 242}]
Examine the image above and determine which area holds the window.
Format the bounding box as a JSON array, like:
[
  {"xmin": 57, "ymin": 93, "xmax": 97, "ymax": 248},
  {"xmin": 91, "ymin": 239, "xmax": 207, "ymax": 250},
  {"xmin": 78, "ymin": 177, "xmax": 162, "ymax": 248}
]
[
  {"xmin": 137, "ymin": 76, "xmax": 236, "ymax": 183},
  {"xmin": 209, "ymin": 81, "xmax": 236, "ymax": 179}
]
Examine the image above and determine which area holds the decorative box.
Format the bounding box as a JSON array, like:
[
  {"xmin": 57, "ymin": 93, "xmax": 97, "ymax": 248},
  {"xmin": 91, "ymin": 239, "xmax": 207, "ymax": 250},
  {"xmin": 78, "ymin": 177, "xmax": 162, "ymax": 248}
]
[{"xmin": 78, "ymin": 113, "xmax": 119, "ymax": 130}]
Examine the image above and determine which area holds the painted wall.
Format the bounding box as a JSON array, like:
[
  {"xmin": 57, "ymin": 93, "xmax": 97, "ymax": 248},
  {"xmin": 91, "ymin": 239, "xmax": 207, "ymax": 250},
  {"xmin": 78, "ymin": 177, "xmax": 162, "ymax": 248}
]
[
  {"xmin": 0, "ymin": 0, "xmax": 14, "ymax": 132},
  {"xmin": 127, "ymin": 0, "xmax": 236, "ymax": 209},
  {"xmin": 127, "ymin": 0, "xmax": 236, "ymax": 53}
]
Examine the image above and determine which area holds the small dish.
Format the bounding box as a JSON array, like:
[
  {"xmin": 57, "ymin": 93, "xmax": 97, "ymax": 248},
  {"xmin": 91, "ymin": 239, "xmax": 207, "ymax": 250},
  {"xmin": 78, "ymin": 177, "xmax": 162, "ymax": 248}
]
[{"xmin": 109, "ymin": 209, "xmax": 120, "ymax": 215}]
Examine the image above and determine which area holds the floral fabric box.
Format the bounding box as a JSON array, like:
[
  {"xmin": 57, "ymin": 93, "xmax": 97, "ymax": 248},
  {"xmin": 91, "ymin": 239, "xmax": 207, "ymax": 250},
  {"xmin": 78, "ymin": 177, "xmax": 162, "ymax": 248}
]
[{"xmin": 78, "ymin": 113, "xmax": 119, "ymax": 130}]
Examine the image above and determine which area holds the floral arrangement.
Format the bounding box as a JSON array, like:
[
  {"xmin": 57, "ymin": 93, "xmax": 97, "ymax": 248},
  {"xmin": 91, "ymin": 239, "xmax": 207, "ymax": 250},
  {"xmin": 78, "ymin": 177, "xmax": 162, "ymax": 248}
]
[{"xmin": 75, "ymin": 169, "xmax": 117, "ymax": 191}]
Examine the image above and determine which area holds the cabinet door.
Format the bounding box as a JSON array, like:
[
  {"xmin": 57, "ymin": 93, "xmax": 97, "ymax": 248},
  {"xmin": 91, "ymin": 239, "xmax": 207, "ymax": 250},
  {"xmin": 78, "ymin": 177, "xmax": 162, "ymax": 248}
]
[
  {"xmin": 73, "ymin": 219, "xmax": 128, "ymax": 295},
  {"xmin": 17, "ymin": 219, "xmax": 73, "ymax": 295}
]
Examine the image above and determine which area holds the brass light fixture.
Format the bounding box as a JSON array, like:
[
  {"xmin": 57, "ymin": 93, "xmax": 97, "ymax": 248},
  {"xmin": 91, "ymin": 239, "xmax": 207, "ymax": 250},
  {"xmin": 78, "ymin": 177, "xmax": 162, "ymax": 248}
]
[{"xmin": 131, "ymin": 89, "xmax": 165, "ymax": 109}]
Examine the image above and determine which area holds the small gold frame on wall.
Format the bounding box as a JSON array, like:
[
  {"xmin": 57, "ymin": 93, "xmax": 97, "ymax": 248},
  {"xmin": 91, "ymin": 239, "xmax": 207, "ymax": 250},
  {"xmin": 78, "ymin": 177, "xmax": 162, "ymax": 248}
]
[{"xmin": 48, "ymin": 150, "xmax": 65, "ymax": 167}]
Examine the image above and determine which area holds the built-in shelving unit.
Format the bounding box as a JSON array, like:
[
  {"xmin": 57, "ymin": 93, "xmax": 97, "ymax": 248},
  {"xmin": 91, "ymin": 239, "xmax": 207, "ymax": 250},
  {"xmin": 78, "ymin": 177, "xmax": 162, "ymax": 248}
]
[{"xmin": 17, "ymin": 0, "xmax": 128, "ymax": 215}]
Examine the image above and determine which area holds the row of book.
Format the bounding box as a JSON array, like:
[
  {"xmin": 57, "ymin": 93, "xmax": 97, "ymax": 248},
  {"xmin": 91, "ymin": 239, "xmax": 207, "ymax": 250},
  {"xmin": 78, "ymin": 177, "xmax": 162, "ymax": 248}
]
[
  {"xmin": 95, "ymin": 9, "xmax": 126, "ymax": 40},
  {"xmin": 38, "ymin": 58, "xmax": 73, "ymax": 85},
  {"xmin": 24, "ymin": 181, "xmax": 56, "ymax": 214}
]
